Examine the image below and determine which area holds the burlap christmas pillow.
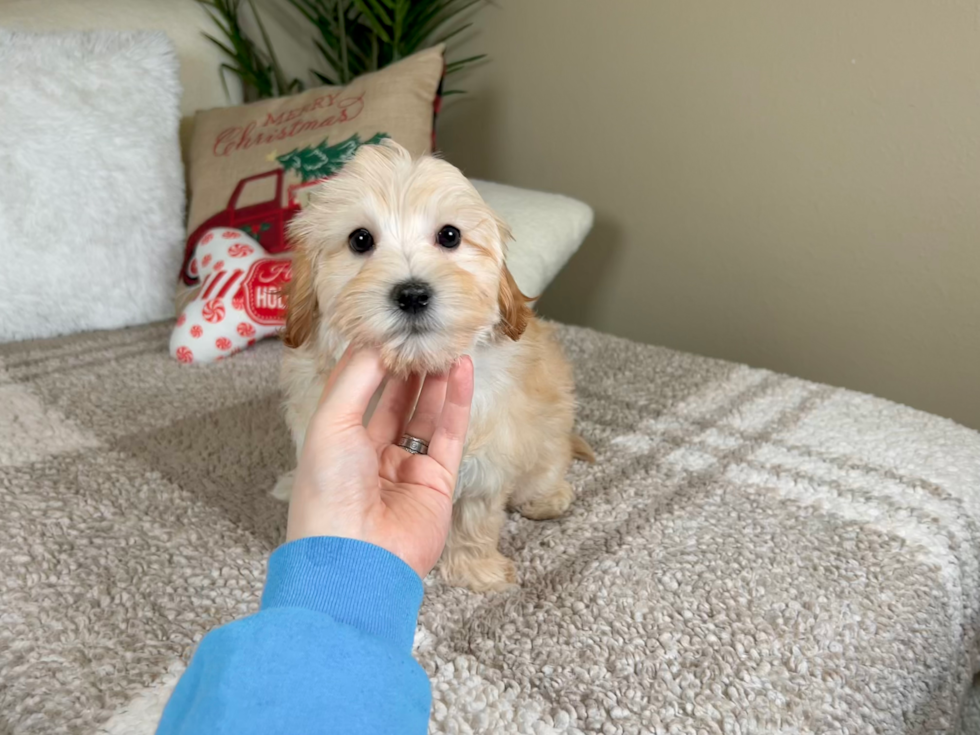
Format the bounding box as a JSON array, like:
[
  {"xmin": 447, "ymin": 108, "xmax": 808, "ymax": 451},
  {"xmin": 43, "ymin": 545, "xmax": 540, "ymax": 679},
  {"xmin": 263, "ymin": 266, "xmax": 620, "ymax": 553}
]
[{"xmin": 173, "ymin": 45, "xmax": 444, "ymax": 344}]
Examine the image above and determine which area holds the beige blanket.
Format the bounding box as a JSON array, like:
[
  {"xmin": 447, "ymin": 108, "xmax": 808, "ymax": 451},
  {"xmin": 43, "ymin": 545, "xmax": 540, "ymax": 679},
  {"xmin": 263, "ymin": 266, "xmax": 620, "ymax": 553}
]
[{"xmin": 1, "ymin": 321, "xmax": 979, "ymax": 734}]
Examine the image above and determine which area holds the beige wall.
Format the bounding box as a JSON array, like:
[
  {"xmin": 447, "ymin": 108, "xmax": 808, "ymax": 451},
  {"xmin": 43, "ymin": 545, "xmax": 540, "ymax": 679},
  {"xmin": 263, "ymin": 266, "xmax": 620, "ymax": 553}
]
[{"xmin": 437, "ymin": 0, "xmax": 980, "ymax": 429}]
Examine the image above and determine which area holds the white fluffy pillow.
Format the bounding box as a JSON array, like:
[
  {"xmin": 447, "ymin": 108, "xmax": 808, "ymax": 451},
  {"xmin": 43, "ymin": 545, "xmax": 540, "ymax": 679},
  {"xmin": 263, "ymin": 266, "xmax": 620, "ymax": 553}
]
[
  {"xmin": 472, "ymin": 180, "xmax": 593, "ymax": 298},
  {"xmin": 0, "ymin": 30, "xmax": 184, "ymax": 342}
]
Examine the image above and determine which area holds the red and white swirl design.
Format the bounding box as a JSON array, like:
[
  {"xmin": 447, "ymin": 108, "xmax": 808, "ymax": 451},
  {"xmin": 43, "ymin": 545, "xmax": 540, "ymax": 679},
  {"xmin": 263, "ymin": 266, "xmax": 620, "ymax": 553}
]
[
  {"xmin": 202, "ymin": 298, "xmax": 225, "ymax": 323},
  {"xmin": 228, "ymin": 243, "xmax": 254, "ymax": 258},
  {"xmin": 173, "ymin": 229, "xmax": 288, "ymax": 365}
]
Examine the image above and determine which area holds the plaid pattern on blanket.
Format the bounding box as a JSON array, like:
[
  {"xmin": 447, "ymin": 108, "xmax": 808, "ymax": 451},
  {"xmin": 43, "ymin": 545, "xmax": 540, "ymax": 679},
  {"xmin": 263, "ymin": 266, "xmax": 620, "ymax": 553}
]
[{"xmin": 1, "ymin": 322, "xmax": 979, "ymax": 734}]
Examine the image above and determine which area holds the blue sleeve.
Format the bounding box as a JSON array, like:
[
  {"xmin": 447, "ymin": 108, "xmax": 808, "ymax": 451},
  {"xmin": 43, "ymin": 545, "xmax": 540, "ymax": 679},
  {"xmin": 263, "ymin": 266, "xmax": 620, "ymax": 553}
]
[{"xmin": 155, "ymin": 537, "xmax": 430, "ymax": 735}]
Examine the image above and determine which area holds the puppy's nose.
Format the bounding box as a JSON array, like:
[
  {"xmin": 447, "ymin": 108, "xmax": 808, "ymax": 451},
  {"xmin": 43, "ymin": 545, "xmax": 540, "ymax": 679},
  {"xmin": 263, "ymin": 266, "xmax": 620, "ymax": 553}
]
[{"xmin": 392, "ymin": 281, "xmax": 431, "ymax": 315}]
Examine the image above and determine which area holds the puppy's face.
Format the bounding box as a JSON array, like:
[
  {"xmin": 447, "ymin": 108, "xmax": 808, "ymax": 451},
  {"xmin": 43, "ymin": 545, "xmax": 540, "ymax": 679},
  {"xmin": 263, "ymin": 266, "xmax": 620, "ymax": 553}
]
[{"xmin": 284, "ymin": 141, "xmax": 530, "ymax": 374}]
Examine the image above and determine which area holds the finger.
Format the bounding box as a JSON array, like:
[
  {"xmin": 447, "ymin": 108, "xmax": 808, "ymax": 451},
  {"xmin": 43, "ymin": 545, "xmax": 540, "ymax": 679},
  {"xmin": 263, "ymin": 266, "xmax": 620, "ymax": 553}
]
[
  {"xmin": 403, "ymin": 371, "xmax": 450, "ymax": 443},
  {"xmin": 321, "ymin": 347, "xmax": 387, "ymax": 423},
  {"xmin": 367, "ymin": 372, "xmax": 423, "ymax": 446},
  {"xmin": 427, "ymin": 356, "xmax": 474, "ymax": 473},
  {"xmin": 318, "ymin": 344, "xmax": 355, "ymax": 405}
]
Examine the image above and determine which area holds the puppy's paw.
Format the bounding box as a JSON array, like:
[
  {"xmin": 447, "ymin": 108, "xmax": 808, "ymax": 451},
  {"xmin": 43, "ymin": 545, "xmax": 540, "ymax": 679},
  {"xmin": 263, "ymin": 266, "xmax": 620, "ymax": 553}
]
[
  {"xmin": 441, "ymin": 551, "xmax": 518, "ymax": 593},
  {"xmin": 518, "ymin": 481, "xmax": 574, "ymax": 520},
  {"xmin": 271, "ymin": 470, "xmax": 295, "ymax": 501}
]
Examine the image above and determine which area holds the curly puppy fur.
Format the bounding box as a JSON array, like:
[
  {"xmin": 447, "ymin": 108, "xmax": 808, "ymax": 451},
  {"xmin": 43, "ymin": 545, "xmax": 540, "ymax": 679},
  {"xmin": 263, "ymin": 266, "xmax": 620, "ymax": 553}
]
[{"xmin": 276, "ymin": 140, "xmax": 591, "ymax": 591}]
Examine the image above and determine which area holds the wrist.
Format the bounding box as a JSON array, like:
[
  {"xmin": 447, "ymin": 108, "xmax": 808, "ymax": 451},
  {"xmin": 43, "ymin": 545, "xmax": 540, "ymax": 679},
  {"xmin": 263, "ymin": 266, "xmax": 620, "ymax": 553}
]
[{"xmin": 286, "ymin": 492, "xmax": 367, "ymax": 543}]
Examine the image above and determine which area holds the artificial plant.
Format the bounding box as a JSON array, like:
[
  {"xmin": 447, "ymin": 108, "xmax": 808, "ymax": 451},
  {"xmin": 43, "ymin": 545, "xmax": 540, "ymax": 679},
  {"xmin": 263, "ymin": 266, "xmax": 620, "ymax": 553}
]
[
  {"xmin": 199, "ymin": 0, "xmax": 303, "ymax": 100},
  {"xmin": 198, "ymin": 0, "xmax": 486, "ymax": 101}
]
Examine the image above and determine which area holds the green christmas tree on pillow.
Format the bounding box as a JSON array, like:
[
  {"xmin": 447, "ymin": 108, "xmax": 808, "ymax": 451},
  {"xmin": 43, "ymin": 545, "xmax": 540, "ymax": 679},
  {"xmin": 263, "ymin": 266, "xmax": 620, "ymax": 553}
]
[{"xmin": 277, "ymin": 132, "xmax": 389, "ymax": 182}]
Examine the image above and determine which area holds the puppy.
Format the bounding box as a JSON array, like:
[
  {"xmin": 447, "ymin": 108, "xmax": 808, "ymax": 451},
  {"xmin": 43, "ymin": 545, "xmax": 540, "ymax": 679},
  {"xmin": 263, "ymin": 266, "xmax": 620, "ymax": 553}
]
[{"xmin": 275, "ymin": 139, "xmax": 592, "ymax": 591}]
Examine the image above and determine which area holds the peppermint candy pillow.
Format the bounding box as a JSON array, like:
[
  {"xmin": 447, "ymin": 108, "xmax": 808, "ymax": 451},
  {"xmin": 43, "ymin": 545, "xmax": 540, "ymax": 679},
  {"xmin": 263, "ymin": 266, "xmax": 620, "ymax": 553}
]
[{"xmin": 170, "ymin": 228, "xmax": 289, "ymax": 364}]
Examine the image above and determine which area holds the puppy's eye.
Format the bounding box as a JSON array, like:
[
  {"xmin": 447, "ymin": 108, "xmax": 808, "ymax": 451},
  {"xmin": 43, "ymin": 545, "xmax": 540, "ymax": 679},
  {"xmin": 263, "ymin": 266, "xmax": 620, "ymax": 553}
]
[
  {"xmin": 348, "ymin": 228, "xmax": 375, "ymax": 254},
  {"xmin": 436, "ymin": 225, "xmax": 461, "ymax": 249}
]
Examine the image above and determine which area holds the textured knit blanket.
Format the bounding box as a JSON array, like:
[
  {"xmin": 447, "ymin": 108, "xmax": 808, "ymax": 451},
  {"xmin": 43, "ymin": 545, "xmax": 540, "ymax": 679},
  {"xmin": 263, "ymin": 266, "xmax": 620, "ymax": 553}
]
[{"xmin": 2, "ymin": 322, "xmax": 980, "ymax": 735}]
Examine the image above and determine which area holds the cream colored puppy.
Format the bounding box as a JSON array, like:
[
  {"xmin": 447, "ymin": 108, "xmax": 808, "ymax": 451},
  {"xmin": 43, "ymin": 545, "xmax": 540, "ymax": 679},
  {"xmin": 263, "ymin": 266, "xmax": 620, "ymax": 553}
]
[{"xmin": 275, "ymin": 140, "xmax": 592, "ymax": 592}]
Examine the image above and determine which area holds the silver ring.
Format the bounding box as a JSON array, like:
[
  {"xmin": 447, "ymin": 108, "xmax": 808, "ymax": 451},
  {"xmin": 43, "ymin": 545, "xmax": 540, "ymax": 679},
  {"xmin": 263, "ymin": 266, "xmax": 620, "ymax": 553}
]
[{"xmin": 397, "ymin": 434, "xmax": 429, "ymax": 455}]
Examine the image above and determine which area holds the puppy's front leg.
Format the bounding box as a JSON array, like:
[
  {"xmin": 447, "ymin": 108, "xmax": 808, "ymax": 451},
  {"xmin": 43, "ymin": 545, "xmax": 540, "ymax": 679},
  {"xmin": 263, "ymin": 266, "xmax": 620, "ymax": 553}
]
[
  {"xmin": 440, "ymin": 491, "xmax": 516, "ymax": 592},
  {"xmin": 272, "ymin": 359, "xmax": 328, "ymax": 501}
]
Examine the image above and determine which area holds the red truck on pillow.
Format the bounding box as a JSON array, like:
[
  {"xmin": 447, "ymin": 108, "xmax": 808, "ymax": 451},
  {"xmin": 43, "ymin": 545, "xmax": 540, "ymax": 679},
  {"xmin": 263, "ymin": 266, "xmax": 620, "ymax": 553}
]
[
  {"xmin": 179, "ymin": 169, "xmax": 316, "ymax": 286},
  {"xmin": 179, "ymin": 131, "xmax": 390, "ymax": 287}
]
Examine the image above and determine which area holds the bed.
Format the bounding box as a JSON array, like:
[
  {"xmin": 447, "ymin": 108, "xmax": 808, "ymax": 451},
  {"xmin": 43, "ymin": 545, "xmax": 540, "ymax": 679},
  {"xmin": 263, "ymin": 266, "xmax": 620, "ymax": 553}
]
[{"xmin": 1, "ymin": 321, "xmax": 979, "ymax": 734}]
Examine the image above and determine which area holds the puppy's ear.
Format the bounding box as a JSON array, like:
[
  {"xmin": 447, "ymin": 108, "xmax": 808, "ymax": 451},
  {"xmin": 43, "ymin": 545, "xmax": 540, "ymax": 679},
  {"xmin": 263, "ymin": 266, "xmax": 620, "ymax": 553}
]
[
  {"xmin": 491, "ymin": 212, "xmax": 532, "ymax": 341},
  {"xmin": 282, "ymin": 248, "xmax": 319, "ymax": 349},
  {"xmin": 497, "ymin": 264, "xmax": 533, "ymax": 341}
]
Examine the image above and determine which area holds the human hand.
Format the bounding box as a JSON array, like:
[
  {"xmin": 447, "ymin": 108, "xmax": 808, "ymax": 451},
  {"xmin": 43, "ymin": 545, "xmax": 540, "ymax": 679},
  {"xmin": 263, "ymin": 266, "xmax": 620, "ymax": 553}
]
[{"xmin": 286, "ymin": 347, "xmax": 474, "ymax": 578}]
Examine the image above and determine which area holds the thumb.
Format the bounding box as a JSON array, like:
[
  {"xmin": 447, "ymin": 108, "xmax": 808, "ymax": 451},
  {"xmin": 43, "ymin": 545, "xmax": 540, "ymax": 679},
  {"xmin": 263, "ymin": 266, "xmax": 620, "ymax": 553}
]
[{"xmin": 321, "ymin": 347, "xmax": 387, "ymax": 423}]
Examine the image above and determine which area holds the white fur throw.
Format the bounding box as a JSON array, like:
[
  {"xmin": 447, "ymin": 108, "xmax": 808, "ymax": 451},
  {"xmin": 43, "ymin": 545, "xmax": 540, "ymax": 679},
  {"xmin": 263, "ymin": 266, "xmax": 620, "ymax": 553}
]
[{"xmin": 0, "ymin": 30, "xmax": 184, "ymax": 342}]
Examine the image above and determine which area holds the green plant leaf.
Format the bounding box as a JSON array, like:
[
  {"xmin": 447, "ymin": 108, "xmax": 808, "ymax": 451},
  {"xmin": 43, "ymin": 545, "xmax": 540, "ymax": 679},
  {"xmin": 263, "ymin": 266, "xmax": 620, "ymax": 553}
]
[
  {"xmin": 404, "ymin": 0, "xmax": 447, "ymax": 27},
  {"xmin": 407, "ymin": 0, "xmax": 482, "ymax": 48},
  {"xmin": 203, "ymin": 33, "xmax": 238, "ymax": 60},
  {"xmin": 445, "ymin": 53, "xmax": 485, "ymax": 71},
  {"xmin": 403, "ymin": 1, "xmax": 448, "ymax": 47},
  {"xmin": 352, "ymin": 0, "xmax": 393, "ymax": 43},
  {"xmin": 345, "ymin": 37, "xmax": 371, "ymax": 66},
  {"xmin": 433, "ymin": 21, "xmax": 472, "ymax": 46},
  {"xmin": 314, "ymin": 38, "xmax": 342, "ymax": 70},
  {"xmin": 247, "ymin": 0, "xmax": 291, "ymax": 95},
  {"xmin": 338, "ymin": 0, "xmax": 350, "ymax": 83},
  {"xmin": 217, "ymin": 62, "xmax": 237, "ymax": 99},
  {"xmin": 312, "ymin": 69, "xmax": 338, "ymax": 85},
  {"xmin": 393, "ymin": 0, "xmax": 411, "ymax": 57},
  {"xmin": 286, "ymin": 0, "xmax": 317, "ymax": 23},
  {"xmin": 201, "ymin": 8, "xmax": 234, "ymax": 37},
  {"xmin": 369, "ymin": 0, "xmax": 396, "ymax": 26}
]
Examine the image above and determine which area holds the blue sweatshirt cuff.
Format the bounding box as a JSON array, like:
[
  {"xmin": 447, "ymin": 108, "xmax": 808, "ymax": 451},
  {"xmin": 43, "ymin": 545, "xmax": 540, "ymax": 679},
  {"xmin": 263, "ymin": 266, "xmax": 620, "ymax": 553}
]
[{"xmin": 261, "ymin": 537, "xmax": 423, "ymax": 652}]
